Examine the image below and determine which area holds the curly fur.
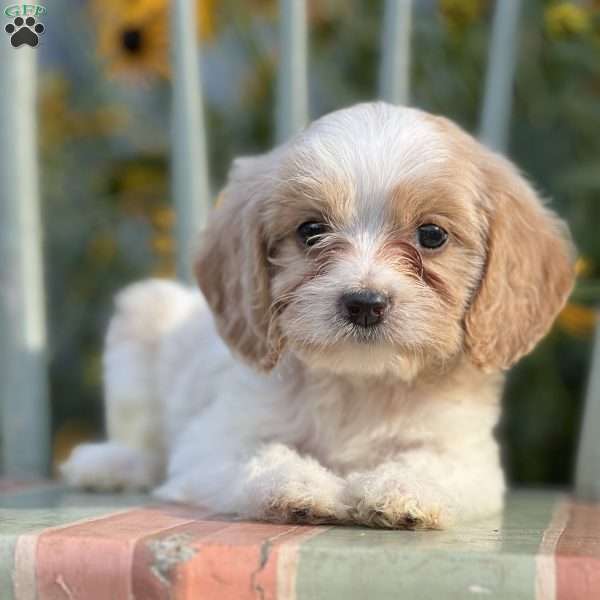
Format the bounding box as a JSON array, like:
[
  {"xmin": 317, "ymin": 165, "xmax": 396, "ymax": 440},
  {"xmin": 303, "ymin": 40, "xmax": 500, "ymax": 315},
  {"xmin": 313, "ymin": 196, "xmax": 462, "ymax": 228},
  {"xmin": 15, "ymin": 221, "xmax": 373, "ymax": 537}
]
[{"xmin": 62, "ymin": 103, "xmax": 575, "ymax": 529}]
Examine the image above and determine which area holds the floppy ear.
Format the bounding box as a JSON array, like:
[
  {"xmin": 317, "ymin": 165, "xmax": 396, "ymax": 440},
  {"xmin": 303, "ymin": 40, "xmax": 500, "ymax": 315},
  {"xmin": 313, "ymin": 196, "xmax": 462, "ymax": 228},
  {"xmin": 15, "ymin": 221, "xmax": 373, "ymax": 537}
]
[
  {"xmin": 464, "ymin": 153, "xmax": 576, "ymax": 371},
  {"xmin": 195, "ymin": 155, "xmax": 283, "ymax": 371}
]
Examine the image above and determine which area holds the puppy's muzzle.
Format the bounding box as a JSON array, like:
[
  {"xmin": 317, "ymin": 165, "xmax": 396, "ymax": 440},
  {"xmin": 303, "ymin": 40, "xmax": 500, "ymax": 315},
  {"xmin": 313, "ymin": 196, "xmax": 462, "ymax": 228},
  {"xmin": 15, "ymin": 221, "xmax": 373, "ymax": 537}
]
[{"xmin": 340, "ymin": 290, "xmax": 389, "ymax": 327}]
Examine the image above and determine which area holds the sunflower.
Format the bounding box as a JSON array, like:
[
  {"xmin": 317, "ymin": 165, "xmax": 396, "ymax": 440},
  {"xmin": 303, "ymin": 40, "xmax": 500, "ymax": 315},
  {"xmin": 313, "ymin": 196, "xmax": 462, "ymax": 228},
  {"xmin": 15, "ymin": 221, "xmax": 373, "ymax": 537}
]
[
  {"xmin": 575, "ymin": 256, "xmax": 593, "ymax": 277},
  {"xmin": 558, "ymin": 303, "xmax": 598, "ymax": 338},
  {"xmin": 544, "ymin": 2, "xmax": 591, "ymax": 39},
  {"xmin": 556, "ymin": 256, "xmax": 598, "ymax": 338},
  {"xmin": 92, "ymin": 0, "xmax": 217, "ymax": 81}
]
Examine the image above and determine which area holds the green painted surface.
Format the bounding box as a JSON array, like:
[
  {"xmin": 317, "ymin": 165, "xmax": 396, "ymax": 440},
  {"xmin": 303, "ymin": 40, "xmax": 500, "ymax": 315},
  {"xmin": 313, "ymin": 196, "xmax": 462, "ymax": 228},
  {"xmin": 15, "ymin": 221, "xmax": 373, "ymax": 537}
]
[
  {"xmin": 0, "ymin": 487, "xmax": 149, "ymax": 600},
  {"xmin": 0, "ymin": 485, "xmax": 149, "ymax": 509},
  {"xmin": 0, "ymin": 487, "xmax": 563, "ymax": 600},
  {"xmin": 296, "ymin": 491, "xmax": 559, "ymax": 600},
  {"xmin": 0, "ymin": 483, "xmax": 67, "ymax": 509}
]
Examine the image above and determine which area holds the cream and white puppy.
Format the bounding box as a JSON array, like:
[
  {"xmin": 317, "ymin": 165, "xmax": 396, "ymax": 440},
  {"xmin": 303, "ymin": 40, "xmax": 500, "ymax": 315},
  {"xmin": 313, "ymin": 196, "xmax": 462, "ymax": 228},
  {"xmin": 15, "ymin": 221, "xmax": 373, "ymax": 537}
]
[{"xmin": 62, "ymin": 102, "xmax": 575, "ymax": 529}]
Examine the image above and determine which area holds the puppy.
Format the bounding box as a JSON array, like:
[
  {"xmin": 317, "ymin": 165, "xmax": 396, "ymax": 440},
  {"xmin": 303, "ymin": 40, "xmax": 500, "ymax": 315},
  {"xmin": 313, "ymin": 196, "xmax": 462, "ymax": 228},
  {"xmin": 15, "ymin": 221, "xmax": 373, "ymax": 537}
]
[{"xmin": 62, "ymin": 102, "xmax": 575, "ymax": 529}]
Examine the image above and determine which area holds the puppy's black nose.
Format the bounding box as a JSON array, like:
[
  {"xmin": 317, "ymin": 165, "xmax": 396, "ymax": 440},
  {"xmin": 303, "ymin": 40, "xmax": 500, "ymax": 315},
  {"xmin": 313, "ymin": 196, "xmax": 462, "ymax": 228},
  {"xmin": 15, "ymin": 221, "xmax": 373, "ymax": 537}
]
[{"xmin": 341, "ymin": 290, "xmax": 388, "ymax": 327}]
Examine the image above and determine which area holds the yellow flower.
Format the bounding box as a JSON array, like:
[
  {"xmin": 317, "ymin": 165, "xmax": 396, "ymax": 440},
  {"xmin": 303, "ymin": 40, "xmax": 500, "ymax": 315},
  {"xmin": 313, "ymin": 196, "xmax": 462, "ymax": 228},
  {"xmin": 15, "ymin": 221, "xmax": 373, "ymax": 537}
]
[
  {"xmin": 112, "ymin": 0, "xmax": 166, "ymax": 22},
  {"xmin": 197, "ymin": 0, "xmax": 217, "ymax": 41},
  {"xmin": 557, "ymin": 302, "xmax": 598, "ymax": 338},
  {"xmin": 150, "ymin": 206, "xmax": 175, "ymax": 229},
  {"xmin": 545, "ymin": 2, "xmax": 591, "ymax": 39},
  {"xmin": 92, "ymin": 0, "xmax": 217, "ymax": 81},
  {"xmin": 152, "ymin": 234, "xmax": 175, "ymax": 256},
  {"xmin": 440, "ymin": 0, "xmax": 487, "ymax": 32},
  {"xmin": 575, "ymin": 256, "xmax": 593, "ymax": 277}
]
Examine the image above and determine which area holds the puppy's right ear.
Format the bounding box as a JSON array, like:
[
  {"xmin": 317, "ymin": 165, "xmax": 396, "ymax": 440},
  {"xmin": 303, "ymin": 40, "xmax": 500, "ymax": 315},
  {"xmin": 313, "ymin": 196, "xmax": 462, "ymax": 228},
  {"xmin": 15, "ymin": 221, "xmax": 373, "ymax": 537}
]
[{"xmin": 195, "ymin": 154, "xmax": 283, "ymax": 371}]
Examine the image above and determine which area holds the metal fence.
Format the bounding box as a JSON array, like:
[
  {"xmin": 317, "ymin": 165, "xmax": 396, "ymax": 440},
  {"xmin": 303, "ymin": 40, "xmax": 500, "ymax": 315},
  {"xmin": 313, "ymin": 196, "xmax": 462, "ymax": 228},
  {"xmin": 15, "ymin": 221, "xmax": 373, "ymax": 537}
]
[{"xmin": 1, "ymin": 0, "xmax": 598, "ymax": 499}]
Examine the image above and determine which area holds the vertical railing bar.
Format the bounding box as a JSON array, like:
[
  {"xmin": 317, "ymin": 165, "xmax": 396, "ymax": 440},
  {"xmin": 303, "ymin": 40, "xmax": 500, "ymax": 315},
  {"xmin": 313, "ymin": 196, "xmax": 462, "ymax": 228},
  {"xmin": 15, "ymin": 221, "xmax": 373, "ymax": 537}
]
[
  {"xmin": 379, "ymin": 0, "xmax": 413, "ymax": 105},
  {"xmin": 479, "ymin": 0, "xmax": 522, "ymax": 152},
  {"xmin": 575, "ymin": 321, "xmax": 600, "ymax": 500},
  {"xmin": 276, "ymin": 0, "xmax": 308, "ymax": 143},
  {"xmin": 0, "ymin": 44, "xmax": 50, "ymax": 476},
  {"xmin": 171, "ymin": 0, "xmax": 211, "ymax": 283}
]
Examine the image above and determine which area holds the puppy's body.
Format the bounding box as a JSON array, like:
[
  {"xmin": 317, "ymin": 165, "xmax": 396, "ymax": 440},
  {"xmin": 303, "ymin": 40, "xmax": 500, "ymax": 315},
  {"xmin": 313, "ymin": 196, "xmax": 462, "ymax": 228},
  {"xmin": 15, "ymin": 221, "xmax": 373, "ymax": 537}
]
[{"xmin": 63, "ymin": 103, "xmax": 573, "ymax": 528}]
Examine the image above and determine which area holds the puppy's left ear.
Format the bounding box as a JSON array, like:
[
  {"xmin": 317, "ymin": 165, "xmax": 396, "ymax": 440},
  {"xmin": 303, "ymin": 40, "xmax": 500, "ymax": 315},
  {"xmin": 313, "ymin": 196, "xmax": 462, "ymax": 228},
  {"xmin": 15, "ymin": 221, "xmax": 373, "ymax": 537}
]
[
  {"xmin": 464, "ymin": 152, "xmax": 576, "ymax": 371},
  {"xmin": 195, "ymin": 154, "xmax": 283, "ymax": 371}
]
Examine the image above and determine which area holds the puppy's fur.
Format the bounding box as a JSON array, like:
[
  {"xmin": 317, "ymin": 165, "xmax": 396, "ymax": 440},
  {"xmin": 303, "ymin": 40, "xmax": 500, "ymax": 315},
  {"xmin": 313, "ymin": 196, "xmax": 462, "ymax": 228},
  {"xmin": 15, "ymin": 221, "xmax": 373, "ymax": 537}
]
[{"xmin": 62, "ymin": 103, "xmax": 575, "ymax": 529}]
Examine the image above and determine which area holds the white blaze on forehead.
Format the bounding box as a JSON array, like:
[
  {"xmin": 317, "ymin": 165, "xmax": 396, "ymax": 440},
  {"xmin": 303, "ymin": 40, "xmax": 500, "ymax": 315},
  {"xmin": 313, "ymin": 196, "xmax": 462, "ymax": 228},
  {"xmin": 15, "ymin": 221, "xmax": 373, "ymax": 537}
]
[
  {"xmin": 342, "ymin": 228, "xmax": 383, "ymax": 281},
  {"xmin": 290, "ymin": 103, "xmax": 453, "ymax": 229}
]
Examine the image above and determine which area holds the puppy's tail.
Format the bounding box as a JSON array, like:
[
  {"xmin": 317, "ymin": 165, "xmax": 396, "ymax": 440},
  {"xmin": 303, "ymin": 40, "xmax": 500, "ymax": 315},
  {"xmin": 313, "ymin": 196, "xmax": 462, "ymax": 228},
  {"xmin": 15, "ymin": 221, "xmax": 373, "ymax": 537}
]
[{"xmin": 103, "ymin": 279, "xmax": 196, "ymax": 453}]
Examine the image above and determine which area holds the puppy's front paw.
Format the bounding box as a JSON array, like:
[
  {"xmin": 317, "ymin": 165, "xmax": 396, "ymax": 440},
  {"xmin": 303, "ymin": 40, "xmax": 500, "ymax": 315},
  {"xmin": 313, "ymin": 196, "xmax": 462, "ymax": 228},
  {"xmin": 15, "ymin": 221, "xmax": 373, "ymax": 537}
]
[
  {"xmin": 242, "ymin": 444, "xmax": 349, "ymax": 525},
  {"xmin": 344, "ymin": 470, "xmax": 448, "ymax": 530},
  {"xmin": 260, "ymin": 479, "xmax": 349, "ymax": 525},
  {"xmin": 154, "ymin": 474, "xmax": 347, "ymax": 523}
]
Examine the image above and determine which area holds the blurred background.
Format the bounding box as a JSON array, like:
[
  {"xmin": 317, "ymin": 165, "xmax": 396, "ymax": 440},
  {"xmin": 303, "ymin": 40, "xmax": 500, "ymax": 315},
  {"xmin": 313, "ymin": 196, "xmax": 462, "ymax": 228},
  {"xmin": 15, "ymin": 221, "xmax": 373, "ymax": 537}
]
[{"xmin": 32, "ymin": 0, "xmax": 600, "ymax": 486}]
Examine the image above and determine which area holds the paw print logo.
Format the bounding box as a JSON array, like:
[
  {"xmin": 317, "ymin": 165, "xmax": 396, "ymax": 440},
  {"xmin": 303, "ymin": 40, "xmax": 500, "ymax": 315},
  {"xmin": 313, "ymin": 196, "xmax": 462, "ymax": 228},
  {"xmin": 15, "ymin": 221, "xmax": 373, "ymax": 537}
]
[{"xmin": 5, "ymin": 16, "xmax": 45, "ymax": 48}]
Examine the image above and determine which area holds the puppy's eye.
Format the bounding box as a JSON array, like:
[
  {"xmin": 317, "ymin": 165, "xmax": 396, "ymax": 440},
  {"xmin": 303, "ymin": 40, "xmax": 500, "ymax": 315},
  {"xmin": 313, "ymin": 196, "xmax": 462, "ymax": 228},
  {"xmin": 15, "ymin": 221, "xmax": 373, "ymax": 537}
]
[
  {"xmin": 297, "ymin": 221, "xmax": 329, "ymax": 247},
  {"xmin": 417, "ymin": 224, "xmax": 448, "ymax": 250}
]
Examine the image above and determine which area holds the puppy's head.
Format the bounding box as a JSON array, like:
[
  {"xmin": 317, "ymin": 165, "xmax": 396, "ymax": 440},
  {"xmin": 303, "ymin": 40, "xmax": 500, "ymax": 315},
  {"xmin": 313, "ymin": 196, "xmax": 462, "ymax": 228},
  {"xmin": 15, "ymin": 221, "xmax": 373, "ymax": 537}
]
[{"xmin": 197, "ymin": 103, "xmax": 575, "ymax": 379}]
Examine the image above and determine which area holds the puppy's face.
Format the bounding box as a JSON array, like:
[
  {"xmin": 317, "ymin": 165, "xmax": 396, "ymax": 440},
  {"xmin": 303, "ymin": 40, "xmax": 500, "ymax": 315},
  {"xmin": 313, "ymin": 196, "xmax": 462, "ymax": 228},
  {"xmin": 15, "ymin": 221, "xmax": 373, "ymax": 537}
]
[
  {"xmin": 266, "ymin": 121, "xmax": 486, "ymax": 378},
  {"xmin": 197, "ymin": 103, "xmax": 575, "ymax": 380}
]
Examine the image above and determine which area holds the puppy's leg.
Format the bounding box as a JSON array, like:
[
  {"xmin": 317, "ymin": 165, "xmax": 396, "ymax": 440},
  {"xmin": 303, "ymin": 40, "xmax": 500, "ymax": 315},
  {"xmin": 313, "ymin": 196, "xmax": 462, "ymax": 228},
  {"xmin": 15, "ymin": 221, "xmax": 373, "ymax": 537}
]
[
  {"xmin": 157, "ymin": 443, "xmax": 348, "ymax": 524},
  {"xmin": 60, "ymin": 442, "xmax": 162, "ymax": 492},
  {"xmin": 236, "ymin": 443, "xmax": 349, "ymax": 524},
  {"xmin": 61, "ymin": 280, "xmax": 195, "ymax": 491},
  {"xmin": 344, "ymin": 443, "xmax": 505, "ymax": 529},
  {"xmin": 154, "ymin": 403, "xmax": 349, "ymax": 523}
]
